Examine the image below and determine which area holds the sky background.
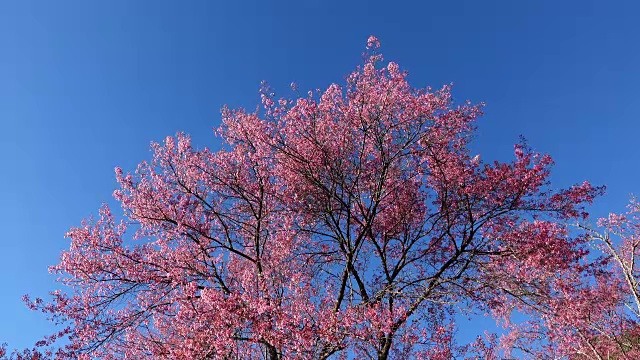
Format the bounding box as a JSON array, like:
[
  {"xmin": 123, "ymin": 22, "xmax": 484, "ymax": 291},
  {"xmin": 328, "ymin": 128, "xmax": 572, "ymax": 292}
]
[{"xmin": 1, "ymin": 0, "xmax": 639, "ymax": 351}]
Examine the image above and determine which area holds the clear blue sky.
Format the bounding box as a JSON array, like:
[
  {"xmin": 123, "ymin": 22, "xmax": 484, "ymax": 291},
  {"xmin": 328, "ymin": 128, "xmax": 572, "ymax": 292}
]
[{"xmin": 1, "ymin": 0, "xmax": 639, "ymax": 351}]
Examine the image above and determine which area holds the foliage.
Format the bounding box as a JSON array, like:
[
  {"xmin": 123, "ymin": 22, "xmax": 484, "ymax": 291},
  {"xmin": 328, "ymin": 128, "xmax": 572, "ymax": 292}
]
[
  {"xmin": 5, "ymin": 37, "xmax": 605, "ymax": 359},
  {"xmin": 552, "ymin": 199, "xmax": 640, "ymax": 360}
]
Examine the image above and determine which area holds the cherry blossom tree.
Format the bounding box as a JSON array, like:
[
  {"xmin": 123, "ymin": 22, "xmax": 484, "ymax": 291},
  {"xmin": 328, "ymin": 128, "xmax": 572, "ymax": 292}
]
[
  {"xmin": 509, "ymin": 198, "xmax": 640, "ymax": 360},
  {"xmin": 10, "ymin": 37, "xmax": 604, "ymax": 359},
  {"xmin": 585, "ymin": 199, "xmax": 640, "ymax": 359}
]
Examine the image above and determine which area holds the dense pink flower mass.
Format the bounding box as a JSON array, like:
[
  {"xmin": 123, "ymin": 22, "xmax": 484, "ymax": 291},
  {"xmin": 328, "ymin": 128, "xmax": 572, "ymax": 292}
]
[
  {"xmin": 6, "ymin": 38, "xmax": 609, "ymax": 359},
  {"xmin": 549, "ymin": 199, "xmax": 640, "ymax": 360}
]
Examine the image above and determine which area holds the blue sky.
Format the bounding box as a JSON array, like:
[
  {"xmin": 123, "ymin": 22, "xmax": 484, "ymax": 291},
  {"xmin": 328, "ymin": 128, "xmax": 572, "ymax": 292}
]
[{"xmin": 1, "ymin": 0, "xmax": 639, "ymax": 352}]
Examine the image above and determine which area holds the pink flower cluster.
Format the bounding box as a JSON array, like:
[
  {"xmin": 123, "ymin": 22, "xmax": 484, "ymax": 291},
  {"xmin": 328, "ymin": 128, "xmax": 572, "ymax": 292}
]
[{"xmin": 10, "ymin": 38, "xmax": 608, "ymax": 360}]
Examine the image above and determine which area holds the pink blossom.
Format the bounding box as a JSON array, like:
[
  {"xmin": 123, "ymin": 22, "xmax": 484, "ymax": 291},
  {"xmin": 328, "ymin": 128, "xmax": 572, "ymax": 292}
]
[{"xmin": 12, "ymin": 37, "xmax": 604, "ymax": 360}]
